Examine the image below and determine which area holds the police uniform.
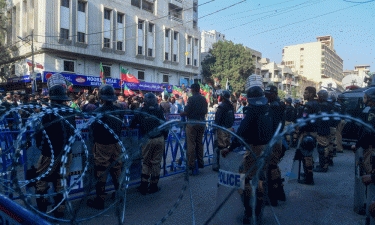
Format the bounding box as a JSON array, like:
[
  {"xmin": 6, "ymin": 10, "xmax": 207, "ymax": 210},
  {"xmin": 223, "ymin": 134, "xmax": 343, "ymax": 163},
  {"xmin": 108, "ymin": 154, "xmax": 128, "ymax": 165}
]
[
  {"xmin": 223, "ymin": 86, "xmax": 273, "ymax": 223},
  {"xmin": 88, "ymin": 85, "xmax": 124, "ymax": 210},
  {"xmin": 213, "ymin": 91, "xmax": 235, "ymax": 171},
  {"xmin": 292, "ymin": 102, "xmax": 304, "ymax": 148},
  {"xmin": 285, "ymin": 100, "xmax": 296, "ymax": 143},
  {"xmin": 34, "ymin": 85, "xmax": 76, "ymax": 218},
  {"xmin": 336, "ymin": 96, "xmax": 347, "ymax": 153},
  {"xmin": 129, "ymin": 93, "xmax": 167, "ymax": 195},
  {"xmin": 297, "ymin": 99, "xmax": 319, "ymax": 185},
  {"xmin": 314, "ymin": 93, "xmax": 334, "ymax": 173}
]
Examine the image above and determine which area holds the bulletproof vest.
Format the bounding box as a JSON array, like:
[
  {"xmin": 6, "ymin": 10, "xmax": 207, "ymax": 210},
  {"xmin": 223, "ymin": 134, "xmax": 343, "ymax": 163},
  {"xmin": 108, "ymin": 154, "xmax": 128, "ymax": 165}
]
[
  {"xmin": 285, "ymin": 105, "xmax": 295, "ymax": 122},
  {"xmin": 317, "ymin": 101, "xmax": 333, "ymax": 114},
  {"xmin": 295, "ymin": 105, "xmax": 304, "ymax": 120},
  {"xmin": 269, "ymin": 100, "xmax": 285, "ymax": 132}
]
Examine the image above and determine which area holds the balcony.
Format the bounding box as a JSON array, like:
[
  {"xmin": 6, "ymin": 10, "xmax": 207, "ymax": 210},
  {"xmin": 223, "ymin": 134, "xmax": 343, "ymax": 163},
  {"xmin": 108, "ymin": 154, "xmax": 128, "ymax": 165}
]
[
  {"xmin": 168, "ymin": 13, "xmax": 183, "ymax": 23},
  {"xmin": 271, "ymin": 77, "xmax": 282, "ymax": 83},
  {"xmin": 170, "ymin": 0, "xmax": 183, "ymax": 8}
]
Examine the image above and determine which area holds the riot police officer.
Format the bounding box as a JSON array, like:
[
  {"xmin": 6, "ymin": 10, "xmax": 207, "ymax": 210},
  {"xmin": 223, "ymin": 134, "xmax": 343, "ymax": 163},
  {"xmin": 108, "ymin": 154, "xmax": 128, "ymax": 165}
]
[
  {"xmin": 292, "ymin": 99, "xmax": 304, "ymax": 148},
  {"xmin": 129, "ymin": 93, "xmax": 167, "ymax": 195},
  {"xmin": 296, "ymin": 87, "xmax": 319, "ymax": 185},
  {"xmin": 336, "ymin": 94, "xmax": 347, "ymax": 153},
  {"xmin": 313, "ymin": 90, "xmax": 334, "ymax": 173},
  {"xmin": 285, "ymin": 97, "xmax": 295, "ymax": 147},
  {"xmin": 35, "ymin": 85, "xmax": 76, "ymax": 218},
  {"xmin": 264, "ymin": 85, "xmax": 286, "ymax": 206},
  {"xmin": 212, "ymin": 90, "xmax": 235, "ymax": 171},
  {"xmin": 221, "ymin": 86, "xmax": 274, "ymax": 224},
  {"xmin": 87, "ymin": 84, "xmax": 124, "ymax": 210}
]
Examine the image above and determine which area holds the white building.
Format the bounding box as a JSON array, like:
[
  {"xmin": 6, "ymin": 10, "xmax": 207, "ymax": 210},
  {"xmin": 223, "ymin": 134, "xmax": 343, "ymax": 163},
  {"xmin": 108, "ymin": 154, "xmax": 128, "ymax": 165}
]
[
  {"xmin": 200, "ymin": 30, "xmax": 225, "ymax": 53},
  {"xmin": 3, "ymin": 0, "xmax": 201, "ymax": 91},
  {"xmin": 246, "ymin": 47, "xmax": 262, "ymax": 75},
  {"xmin": 282, "ymin": 36, "xmax": 344, "ymax": 85}
]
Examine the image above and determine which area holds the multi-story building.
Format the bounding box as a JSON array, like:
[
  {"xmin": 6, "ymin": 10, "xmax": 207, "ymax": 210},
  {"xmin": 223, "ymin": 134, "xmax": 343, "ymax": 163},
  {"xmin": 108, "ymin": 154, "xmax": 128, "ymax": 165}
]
[
  {"xmin": 245, "ymin": 47, "xmax": 262, "ymax": 75},
  {"xmin": 3, "ymin": 0, "xmax": 201, "ymax": 92},
  {"xmin": 200, "ymin": 30, "xmax": 225, "ymax": 53},
  {"xmin": 342, "ymin": 65, "xmax": 371, "ymax": 89},
  {"xmin": 282, "ymin": 36, "xmax": 344, "ymax": 85}
]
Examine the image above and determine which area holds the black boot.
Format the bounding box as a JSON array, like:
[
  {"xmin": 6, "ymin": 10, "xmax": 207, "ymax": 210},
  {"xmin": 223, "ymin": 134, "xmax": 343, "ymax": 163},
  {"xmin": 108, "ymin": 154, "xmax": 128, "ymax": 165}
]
[
  {"xmin": 314, "ymin": 153, "xmax": 328, "ymax": 173},
  {"xmin": 36, "ymin": 197, "xmax": 48, "ymax": 213},
  {"xmin": 148, "ymin": 176, "xmax": 161, "ymax": 194},
  {"xmin": 277, "ymin": 179, "xmax": 286, "ymax": 202},
  {"xmin": 87, "ymin": 197, "xmax": 105, "ymax": 210},
  {"xmin": 298, "ymin": 172, "xmax": 314, "ymax": 185},
  {"xmin": 137, "ymin": 181, "xmax": 149, "ymax": 195}
]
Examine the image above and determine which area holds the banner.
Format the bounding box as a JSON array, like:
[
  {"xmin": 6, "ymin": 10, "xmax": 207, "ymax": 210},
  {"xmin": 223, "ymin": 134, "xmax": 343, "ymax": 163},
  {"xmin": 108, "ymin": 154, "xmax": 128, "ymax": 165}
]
[{"xmin": 7, "ymin": 74, "xmax": 42, "ymax": 83}]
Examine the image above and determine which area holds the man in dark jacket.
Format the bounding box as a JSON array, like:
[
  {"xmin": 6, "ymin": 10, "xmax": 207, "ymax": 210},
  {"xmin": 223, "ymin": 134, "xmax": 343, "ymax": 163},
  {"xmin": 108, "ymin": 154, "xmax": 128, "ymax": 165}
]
[
  {"xmin": 87, "ymin": 84, "xmax": 124, "ymax": 210},
  {"xmin": 180, "ymin": 83, "xmax": 208, "ymax": 172},
  {"xmin": 35, "ymin": 85, "xmax": 76, "ymax": 218},
  {"xmin": 129, "ymin": 93, "xmax": 167, "ymax": 195},
  {"xmin": 212, "ymin": 90, "xmax": 235, "ymax": 171}
]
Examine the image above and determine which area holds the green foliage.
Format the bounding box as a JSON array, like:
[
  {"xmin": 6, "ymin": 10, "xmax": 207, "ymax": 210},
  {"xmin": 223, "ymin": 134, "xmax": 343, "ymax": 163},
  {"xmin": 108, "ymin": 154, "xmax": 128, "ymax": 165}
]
[
  {"xmin": 201, "ymin": 40, "xmax": 255, "ymax": 93},
  {"xmin": 291, "ymin": 87, "xmax": 298, "ymax": 99},
  {"xmin": 0, "ymin": 0, "xmax": 11, "ymax": 73},
  {"xmin": 278, "ymin": 90, "xmax": 286, "ymax": 99}
]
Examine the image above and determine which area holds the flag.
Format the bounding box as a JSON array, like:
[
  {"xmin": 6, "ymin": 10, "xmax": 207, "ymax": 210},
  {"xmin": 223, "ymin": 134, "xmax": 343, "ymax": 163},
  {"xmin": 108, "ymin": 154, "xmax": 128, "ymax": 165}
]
[
  {"xmin": 36, "ymin": 63, "xmax": 44, "ymax": 69},
  {"xmin": 205, "ymin": 92, "xmax": 210, "ymax": 104},
  {"xmin": 66, "ymin": 80, "xmax": 74, "ymax": 91},
  {"xmin": 124, "ymin": 84, "xmax": 136, "ymax": 96},
  {"xmin": 163, "ymin": 88, "xmax": 169, "ymax": 97},
  {"xmin": 138, "ymin": 89, "xmax": 144, "ymax": 98},
  {"xmin": 121, "ymin": 67, "xmax": 139, "ymax": 83},
  {"xmin": 25, "ymin": 59, "xmax": 33, "ymax": 67},
  {"xmin": 172, "ymin": 86, "xmax": 182, "ymax": 96},
  {"xmin": 100, "ymin": 63, "xmax": 106, "ymax": 84}
]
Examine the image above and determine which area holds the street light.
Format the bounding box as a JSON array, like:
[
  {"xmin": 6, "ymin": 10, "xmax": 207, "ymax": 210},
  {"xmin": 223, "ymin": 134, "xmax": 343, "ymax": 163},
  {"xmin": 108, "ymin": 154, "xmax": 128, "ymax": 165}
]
[{"xmin": 18, "ymin": 31, "xmax": 36, "ymax": 93}]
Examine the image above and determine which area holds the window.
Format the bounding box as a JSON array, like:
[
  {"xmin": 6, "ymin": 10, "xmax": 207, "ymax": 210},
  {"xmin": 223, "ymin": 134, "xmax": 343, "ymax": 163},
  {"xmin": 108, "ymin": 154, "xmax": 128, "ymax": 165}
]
[
  {"xmin": 300, "ymin": 48, "xmax": 304, "ymax": 51},
  {"xmin": 104, "ymin": 38, "xmax": 110, "ymax": 48},
  {"xmin": 165, "ymin": 52, "xmax": 169, "ymax": 60},
  {"xmin": 193, "ymin": 21, "xmax": 197, "ymax": 29},
  {"xmin": 165, "ymin": 29, "xmax": 169, "ymax": 38},
  {"xmin": 142, "ymin": 0, "xmax": 154, "ymax": 13},
  {"xmin": 194, "ymin": 38, "xmax": 198, "ymax": 46},
  {"xmin": 60, "ymin": 28, "xmax": 69, "ymax": 39},
  {"xmin": 194, "ymin": 59, "xmax": 197, "ymax": 66},
  {"xmin": 174, "ymin": 32, "xmax": 178, "ymax": 40},
  {"xmin": 173, "ymin": 54, "xmax": 177, "ymax": 62},
  {"xmin": 193, "ymin": 2, "xmax": 198, "ymax": 12},
  {"xmin": 131, "ymin": 0, "xmax": 141, "ymax": 8},
  {"xmin": 104, "ymin": 9, "xmax": 111, "ymax": 20},
  {"xmin": 102, "ymin": 65, "xmax": 111, "ymax": 77},
  {"xmin": 148, "ymin": 48, "xmax": 153, "ymax": 57},
  {"xmin": 138, "ymin": 71, "xmax": 145, "ymax": 80},
  {"xmin": 117, "ymin": 14, "xmax": 123, "ymax": 23},
  {"xmin": 64, "ymin": 60, "xmax": 74, "ymax": 72},
  {"xmin": 77, "ymin": 32, "xmax": 85, "ymax": 43},
  {"xmin": 163, "ymin": 75, "xmax": 169, "ymax": 83},
  {"xmin": 138, "ymin": 46, "xmax": 143, "ymax": 55},
  {"xmin": 61, "ymin": 0, "xmax": 69, "ymax": 8},
  {"xmin": 117, "ymin": 41, "xmax": 123, "ymax": 51},
  {"xmin": 149, "ymin": 23, "xmax": 153, "ymax": 32},
  {"xmin": 138, "ymin": 21, "xmax": 143, "ymax": 30},
  {"xmin": 187, "ymin": 58, "xmax": 191, "ymax": 65},
  {"xmin": 78, "ymin": 1, "xmax": 85, "ymax": 12}
]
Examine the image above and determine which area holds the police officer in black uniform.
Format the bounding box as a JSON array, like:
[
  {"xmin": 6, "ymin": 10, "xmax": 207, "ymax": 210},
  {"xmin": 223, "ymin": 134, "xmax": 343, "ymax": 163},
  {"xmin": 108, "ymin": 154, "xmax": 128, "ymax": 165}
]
[
  {"xmin": 212, "ymin": 90, "xmax": 235, "ymax": 171},
  {"xmin": 35, "ymin": 85, "xmax": 76, "ymax": 218},
  {"xmin": 88, "ymin": 84, "xmax": 124, "ymax": 210},
  {"xmin": 221, "ymin": 86, "xmax": 273, "ymax": 224},
  {"xmin": 129, "ymin": 93, "xmax": 167, "ymax": 195},
  {"xmin": 336, "ymin": 94, "xmax": 347, "ymax": 153},
  {"xmin": 297, "ymin": 87, "xmax": 319, "ymax": 185},
  {"xmin": 292, "ymin": 99, "xmax": 304, "ymax": 148},
  {"xmin": 264, "ymin": 85, "xmax": 286, "ymax": 206},
  {"xmin": 285, "ymin": 97, "xmax": 296, "ymax": 147},
  {"xmin": 313, "ymin": 90, "xmax": 334, "ymax": 173}
]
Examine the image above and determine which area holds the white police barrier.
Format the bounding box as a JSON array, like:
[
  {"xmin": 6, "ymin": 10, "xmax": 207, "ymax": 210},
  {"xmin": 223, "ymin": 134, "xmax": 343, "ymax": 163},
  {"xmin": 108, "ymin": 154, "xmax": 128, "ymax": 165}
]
[
  {"xmin": 354, "ymin": 147, "xmax": 367, "ymax": 215},
  {"xmin": 213, "ymin": 148, "xmax": 246, "ymax": 224},
  {"xmin": 0, "ymin": 193, "xmax": 51, "ymax": 225}
]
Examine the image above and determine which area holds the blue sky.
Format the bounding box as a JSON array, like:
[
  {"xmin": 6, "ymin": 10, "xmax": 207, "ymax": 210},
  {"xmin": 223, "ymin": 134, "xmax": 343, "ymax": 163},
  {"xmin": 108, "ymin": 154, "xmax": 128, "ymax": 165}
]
[{"xmin": 198, "ymin": 0, "xmax": 375, "ymax": 71}]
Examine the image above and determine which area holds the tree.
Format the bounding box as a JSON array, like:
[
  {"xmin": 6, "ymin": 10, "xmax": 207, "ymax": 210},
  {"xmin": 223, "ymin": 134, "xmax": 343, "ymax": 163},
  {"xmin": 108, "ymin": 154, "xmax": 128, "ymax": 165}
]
[
  {"xmin": 0, "ymin": 0, "xmax": 11, "ymax": 77},
  {"xmin": 291, "ymin": 87, "xmax": 298, "ymax": 99},
  {"xmin": 201, "ymin": 40, "xmax": 254, "ymax": 93},
  {"xmin": 278, "ymin": 90, "xmax": 286, "ymax": 100}
]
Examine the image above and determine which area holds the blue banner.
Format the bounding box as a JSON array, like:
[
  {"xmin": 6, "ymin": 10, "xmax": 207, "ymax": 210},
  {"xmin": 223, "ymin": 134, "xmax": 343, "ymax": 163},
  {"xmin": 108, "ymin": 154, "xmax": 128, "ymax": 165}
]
[
  {"xmin": 7, "ymin": 74, "xmax": 42, "ymax": 83},
  {"xmin": 43, "ymin": 72, "xmax": 177, "ymax": 92}
]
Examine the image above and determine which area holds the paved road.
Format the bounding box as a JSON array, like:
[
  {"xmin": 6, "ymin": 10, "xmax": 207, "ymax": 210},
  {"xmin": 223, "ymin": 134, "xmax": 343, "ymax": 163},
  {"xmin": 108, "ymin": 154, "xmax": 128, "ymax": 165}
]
[{"xmin": 57, "ymin": 148, "xmax": 365, "ymax": 225}]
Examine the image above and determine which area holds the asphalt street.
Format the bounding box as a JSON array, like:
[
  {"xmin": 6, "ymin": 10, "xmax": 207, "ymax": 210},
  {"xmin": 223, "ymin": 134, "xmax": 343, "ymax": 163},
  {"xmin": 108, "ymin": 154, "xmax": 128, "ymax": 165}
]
[{"xmin": 57, "ymin": 148, "xmax": 366, "ymax": 225}]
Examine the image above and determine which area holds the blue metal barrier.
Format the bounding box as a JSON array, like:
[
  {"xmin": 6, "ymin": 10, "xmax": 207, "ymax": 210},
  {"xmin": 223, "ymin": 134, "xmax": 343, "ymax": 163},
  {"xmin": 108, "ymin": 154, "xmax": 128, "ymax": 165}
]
[{"xmin": 0, "ymin": 193, "xmax": 51, "ymax": 225}]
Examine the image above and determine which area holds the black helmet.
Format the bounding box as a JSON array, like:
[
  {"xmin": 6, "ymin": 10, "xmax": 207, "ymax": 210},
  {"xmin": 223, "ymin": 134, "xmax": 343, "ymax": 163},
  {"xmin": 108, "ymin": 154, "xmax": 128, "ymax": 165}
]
[
  {"xmin": 246, "ymin": 86, "xmax": 268, "ymax": 106},
  {"xmin": 285, "ymin": 97, "xmax": 293, "ymax": 104},
  {"xmin": 144, "ymin": 93, "xmax": 158, "ymax": 106},
  {"xmin": 220, "ymin": 90, "xmax": 231, "ymax": 100},
  {"xmin": 300, "ymin": 135, "xmax": 316, "ymax": 152},
  {"xmin": 365, "ymin": 87, "xmax": 375, "ymax": 102},
  {"xmin": 49, "ymin": 85, "xmax": 71, "ymax": 101},
  {"xmin": 317, "ymin": 90, "xmax": 328, "ymax": 101},
  {"xmin": 328, "ymin": 93, "xmax": 337, "ymax": 102},
  {"xmin": 294, "ymin": 99, "xmax": 301, "ymax": 105},
  {"xmin": 99, "ymin": 84, "xmax": 117, "ymax": 102}
]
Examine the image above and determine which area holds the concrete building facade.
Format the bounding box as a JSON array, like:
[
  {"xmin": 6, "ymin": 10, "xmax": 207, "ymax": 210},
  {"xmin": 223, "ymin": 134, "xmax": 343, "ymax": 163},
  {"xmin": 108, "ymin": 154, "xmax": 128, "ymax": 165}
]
[
  {"xmin": 4, "ymin": 0, "xmax": 201, "ymax": 89},
  {"xmin": 200, "ymin": 30, "xmax": 225, "ymax": 53},
  {"xmin": 282, "ymin": 36, "xmax": 343, "ymax": 85}
]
